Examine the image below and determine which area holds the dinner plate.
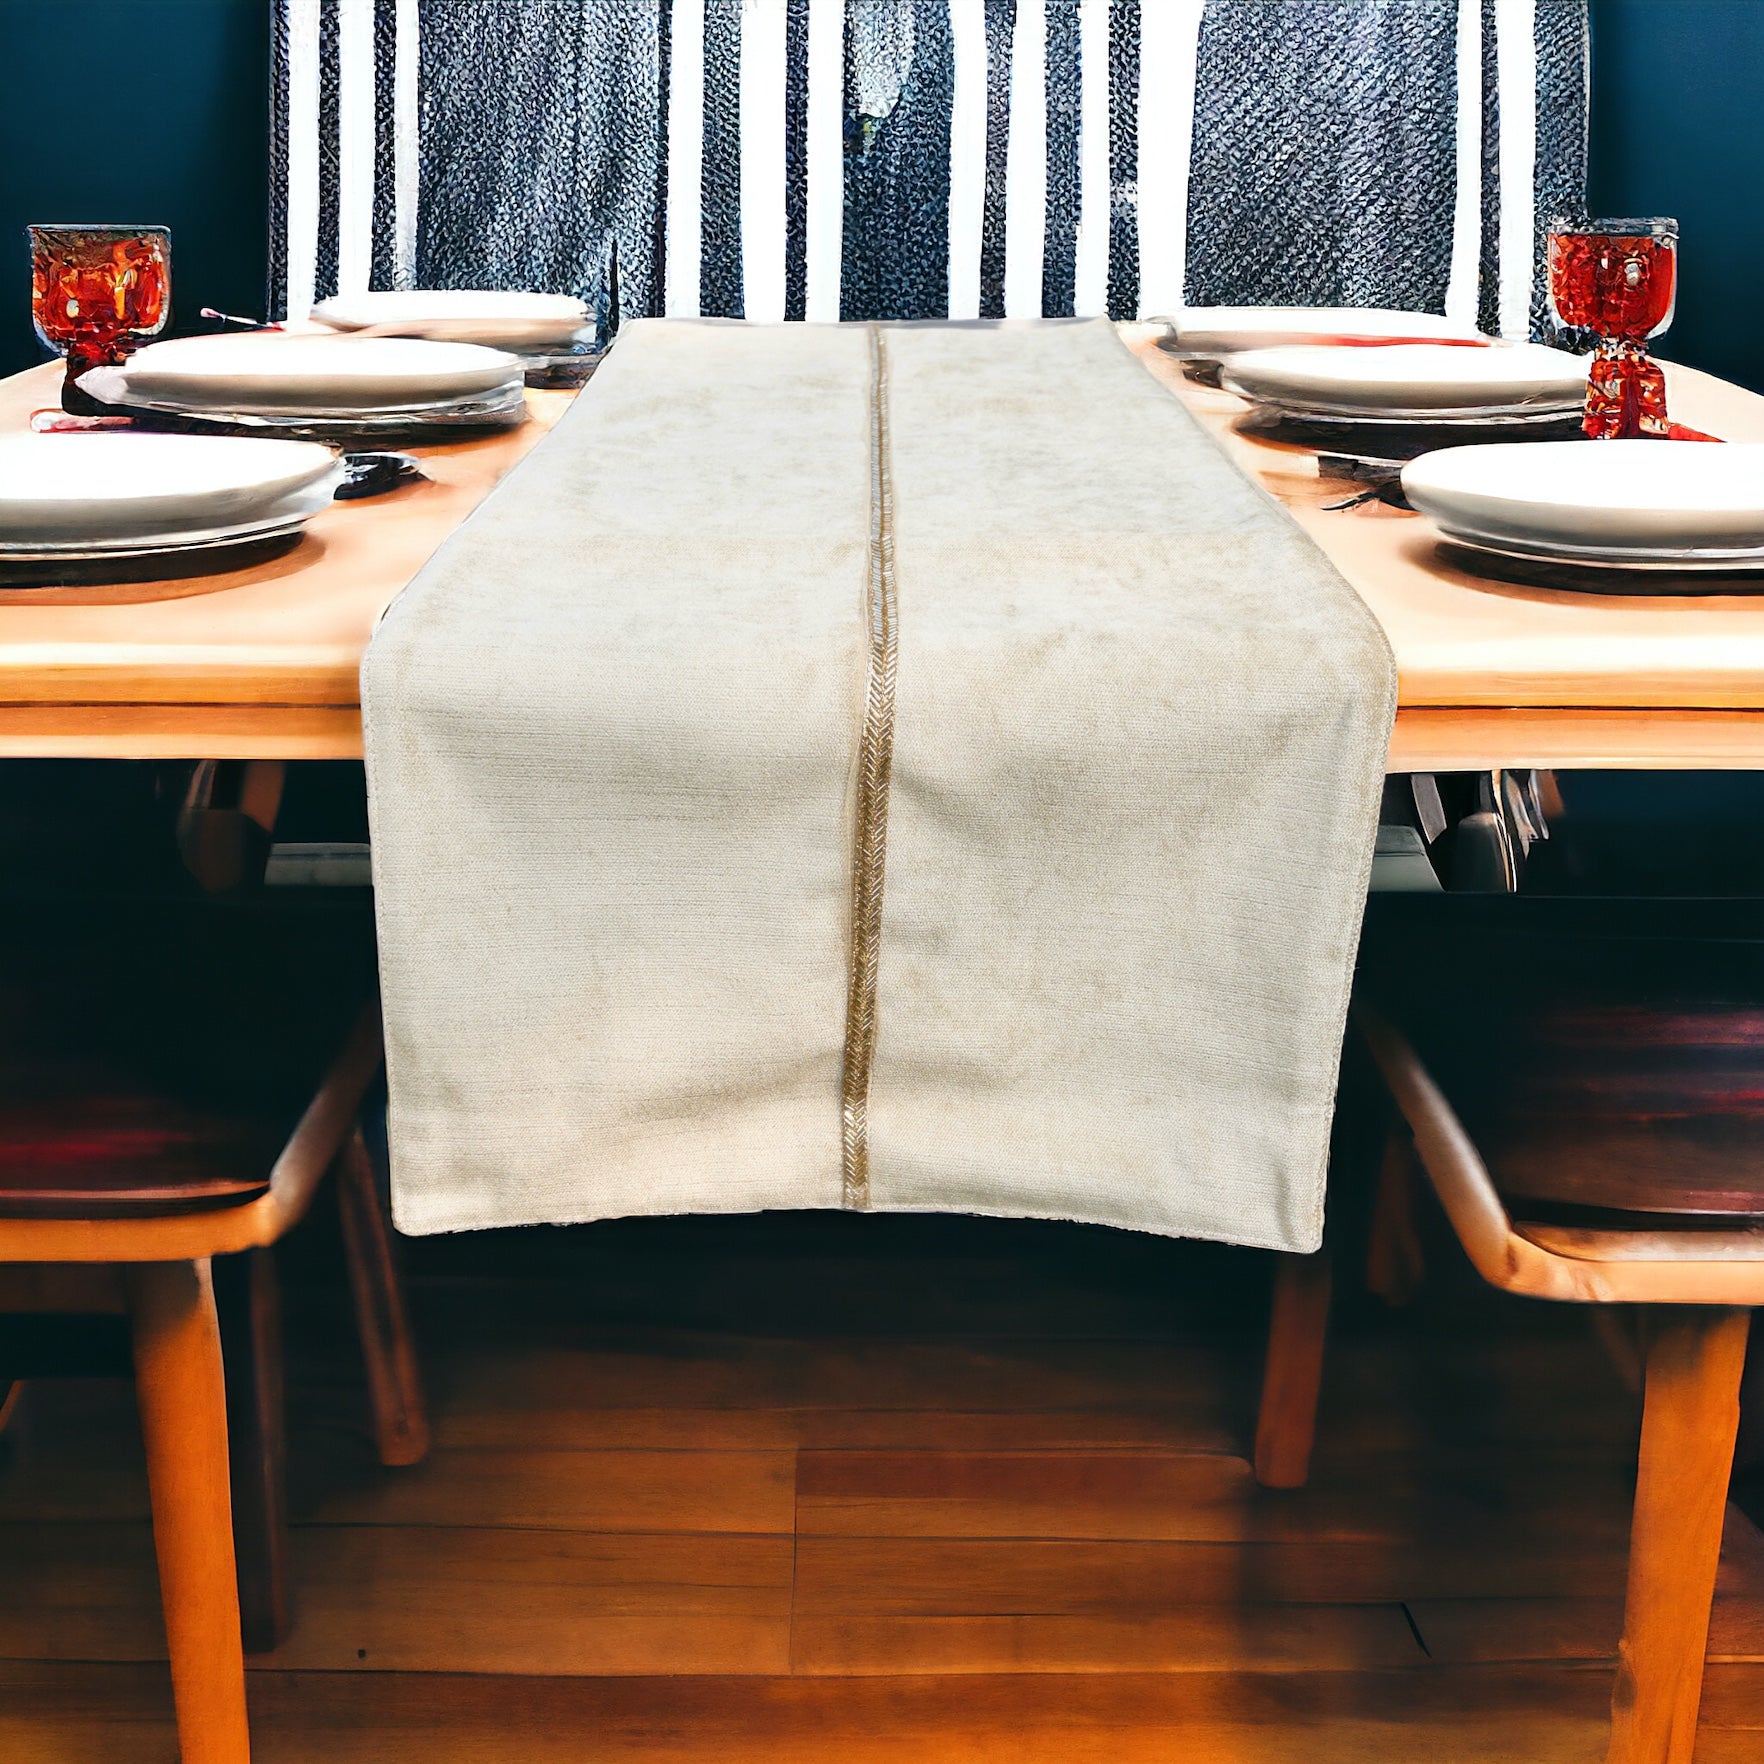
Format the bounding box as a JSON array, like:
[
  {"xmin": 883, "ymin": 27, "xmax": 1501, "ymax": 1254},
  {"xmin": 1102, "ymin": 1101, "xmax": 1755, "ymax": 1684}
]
[
  {"xmin": 79, "ymin": 369, "xmax": 529, "ymax": 439},
  {"xmin": 1221, "ymin": 342, "xmax": 1587, "ymax": 420},
  {"xmin": 1402, "ymin": 441, "xmax": 1764, "ymax": 553},
  {"xmin": 0, "ymin": 433, "xmax": 341, "ymax": 544},
  {"xmin": 1166, "ymin": 305, "xmax": 1492, "ymax": 355},
  {"xmin": 311, "ymin": 289, "xmax": 591, "ymax": 350},
  {"xmin": 120, "ymin": 333, "xmax": 522, "ymax": 412}
]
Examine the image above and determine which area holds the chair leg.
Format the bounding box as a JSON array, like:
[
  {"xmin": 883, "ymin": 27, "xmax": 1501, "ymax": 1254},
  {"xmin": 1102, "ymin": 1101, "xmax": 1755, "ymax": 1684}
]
[
  {"xmin": 214, "ymin": 1248, "xmax": 291, "ymax": 1655},
  {"xmin": 1608, "ymin": 1306, "xmax": 1751, "ymax": 1764},
  {"xmin": 1254, "ymin": 1244, "xmax": 1332, "ymax": 1489},
  {"xmin": 335, "ymin": 1125, "xmax": 430, "ymax": 1467},
  {"xmin": 126, "ymin": 1259, "xmax": 251, "ymax": 1764}
]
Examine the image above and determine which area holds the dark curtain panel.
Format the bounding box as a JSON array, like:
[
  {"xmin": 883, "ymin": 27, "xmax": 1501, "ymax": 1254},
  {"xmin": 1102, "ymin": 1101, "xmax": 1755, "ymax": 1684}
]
[{"xmin": 270, "ymin": 0, "xmax": 1587, "ymax": 333}]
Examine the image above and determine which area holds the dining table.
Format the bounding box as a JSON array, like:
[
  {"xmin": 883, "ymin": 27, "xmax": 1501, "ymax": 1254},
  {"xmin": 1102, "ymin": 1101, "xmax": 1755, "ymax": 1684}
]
[{"xmin": 3, "ymin": 333, "xmax": 1764, "ymax": 777}]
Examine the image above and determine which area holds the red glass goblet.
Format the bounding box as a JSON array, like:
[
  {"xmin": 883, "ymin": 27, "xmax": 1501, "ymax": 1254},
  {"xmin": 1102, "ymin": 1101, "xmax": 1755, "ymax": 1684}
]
[
  {"xmin": 28, "ymin": 224, "xmax": 171, "ymax": 413},
  {"xmin": 1546, "ymin": 217, "xmax": 1678, "ymax": 439}
]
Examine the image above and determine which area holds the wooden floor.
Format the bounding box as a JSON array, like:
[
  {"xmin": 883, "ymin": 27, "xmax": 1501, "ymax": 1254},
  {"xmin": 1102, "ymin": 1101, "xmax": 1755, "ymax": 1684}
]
[{"xmin": 4, "ymin": 1206, "xmax": 1764, "ymax": 1761}]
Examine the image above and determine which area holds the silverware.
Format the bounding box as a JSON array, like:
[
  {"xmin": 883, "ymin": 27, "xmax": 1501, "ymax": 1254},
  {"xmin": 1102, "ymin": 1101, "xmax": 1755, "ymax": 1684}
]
[
  {"xmin": 1321, "ymin": 485, "xmax": 1386, "ymax": 512},
  {"xmin": 336, "ymin": 452, "xmax": 427, "ymax": 499}
]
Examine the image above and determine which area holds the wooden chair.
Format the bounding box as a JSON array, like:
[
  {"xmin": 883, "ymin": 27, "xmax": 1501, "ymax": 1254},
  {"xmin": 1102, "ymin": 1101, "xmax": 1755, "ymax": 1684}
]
[
  {"xmin": 0, "ymin": 1001, "xmax": 427, "ymax": 1764},
  {"xmin": 1253, "ymin": 936, "xmax": 1764, "ymax": 1764}
]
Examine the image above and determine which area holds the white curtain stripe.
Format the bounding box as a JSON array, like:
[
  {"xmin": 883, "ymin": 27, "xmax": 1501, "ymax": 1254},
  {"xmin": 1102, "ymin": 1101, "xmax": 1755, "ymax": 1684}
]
[
  {"xmin": 273, "ymin": 3, "xmax": 1584, "ymax": 328},
  {"xmin": 1444, "ymin": 0, "xmax": 1484, "ymax": 328},
  {"xmin": 1073, "ymin": 0, "xmax": 1109, "ymax": 318},
  {"xmin": 739, "ymin": 0, "xmax": 788, "ymax": 323},
  {"xmin": 283, "ymin": 0, "xmax": 322, "ymax": 321},
  {"xmin": 947, "ymin": 0, "xmax": 987, "ymax": 321},
  {"xmin": 393, "ymin": 0, "xmax": 421, "ymax": 290},
  {"xmin": 1135, "ymin": 0, "xmax": 1205, "ymax": 321},
  {"xmin": 804, "ymin": 0, "xmax": 844, "ymax": 322},
  {"xmin": 336, "ymin": 0, "xmax": 376, "ymax": 297},
  {"xmin": 664, "ymin": 0, "xmax": 707, "ymax": 318},
  {"xmin": 1495, "ymin": 0, "xmax": 1539, "ymax": 338},
  {"xmin": 1002, "ymin": 0, "xmax": 1048, "ymax": 320}
]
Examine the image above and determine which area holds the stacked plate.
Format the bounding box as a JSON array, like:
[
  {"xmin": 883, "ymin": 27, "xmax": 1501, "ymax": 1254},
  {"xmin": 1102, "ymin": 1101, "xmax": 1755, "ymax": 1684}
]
[
  {"xmin": 80, "ymin": 332, "xmax": 528, "ymax": 437},
  {"xmin": 1166, "ymin": 305, "xmax": 1492, "ymax": 356},
  {"xmin": 311, "ymin": 289, "xmax": 590, "ymax": 352},
  {"xmin": 1220, "ymin": 342, "xmax": 1588, "ymax": 427},
  {"xmin": 1401, "ymin": 441, "xmax": 1764, "ymax": 577},
  {"xmin": 0, "ymin": 433, "xmax": 344, "ymax": 569}
]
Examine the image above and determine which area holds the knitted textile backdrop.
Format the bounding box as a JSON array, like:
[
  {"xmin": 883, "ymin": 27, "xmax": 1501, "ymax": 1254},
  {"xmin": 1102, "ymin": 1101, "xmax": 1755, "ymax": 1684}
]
[{"xmin": 270, "ymin": 0, "xmax": 1588, "ymax": 338}]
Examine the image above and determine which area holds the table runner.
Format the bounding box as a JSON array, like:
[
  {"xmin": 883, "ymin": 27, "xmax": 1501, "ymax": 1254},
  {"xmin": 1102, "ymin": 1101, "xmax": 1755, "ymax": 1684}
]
[{"xmin": 363, "ymin": 317, "xmax": 1395, "ymax": 1247}]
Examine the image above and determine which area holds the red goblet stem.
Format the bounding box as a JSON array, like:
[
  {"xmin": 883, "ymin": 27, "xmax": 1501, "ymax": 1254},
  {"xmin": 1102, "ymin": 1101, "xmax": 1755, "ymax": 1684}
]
[{"xmin": 1584, "ymin": 343, "xmax": 1671, "ymax": 440}]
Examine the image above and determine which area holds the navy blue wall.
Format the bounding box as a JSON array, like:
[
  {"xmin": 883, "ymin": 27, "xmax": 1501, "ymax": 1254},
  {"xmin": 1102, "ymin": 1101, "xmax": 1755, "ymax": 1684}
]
[
  {"xmin": 1589, "ymin": 0, "xmax": 1764, "ymax": 392},
  {"xmin": 0, "ymin": 0, "xmax": 269, "ymax": 377},
  {"xmin": 0, "ymin": 1, "xmax": 1758, "ymax": 386}
]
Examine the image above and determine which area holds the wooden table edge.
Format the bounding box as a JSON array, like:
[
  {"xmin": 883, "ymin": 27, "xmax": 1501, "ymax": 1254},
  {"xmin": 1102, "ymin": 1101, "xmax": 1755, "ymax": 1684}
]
[
  {"xmin": 0, "ymin": 701, "xmax": 1759, "ymax": 770},
  {"xmin": 0, "ymin": 702, "xmax": 363, "ymax": 759},
  {"xmin": 1387, "ymin": 706, "xmax": 1764, "ymax": 772}
]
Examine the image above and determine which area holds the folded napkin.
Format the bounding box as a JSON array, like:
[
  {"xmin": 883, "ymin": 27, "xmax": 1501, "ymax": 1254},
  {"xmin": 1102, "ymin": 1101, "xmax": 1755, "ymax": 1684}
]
[{"xmin": 363, "ymin": 318, "xmax": 1396, "ymax": 1248}]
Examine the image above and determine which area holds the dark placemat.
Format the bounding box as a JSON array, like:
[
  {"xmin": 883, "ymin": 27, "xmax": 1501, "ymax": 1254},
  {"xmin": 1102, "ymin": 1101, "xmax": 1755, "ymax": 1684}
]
[{"xmin": 1436, "ymin": 538, "xmax": 1764, "ymax": 597}]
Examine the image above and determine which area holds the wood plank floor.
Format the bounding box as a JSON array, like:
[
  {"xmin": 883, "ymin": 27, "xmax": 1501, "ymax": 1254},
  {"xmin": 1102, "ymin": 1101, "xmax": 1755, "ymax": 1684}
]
[{"xmin": 4, "ymin": 1207, "xmax": 1764, "ymax": 1760}]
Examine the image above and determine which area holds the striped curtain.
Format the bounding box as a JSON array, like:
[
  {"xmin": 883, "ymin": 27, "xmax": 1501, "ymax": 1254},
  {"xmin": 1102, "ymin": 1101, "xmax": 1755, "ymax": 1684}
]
[{"xmin": 270, "ymin": 0, "xmax": 1587, "ymax": 339}]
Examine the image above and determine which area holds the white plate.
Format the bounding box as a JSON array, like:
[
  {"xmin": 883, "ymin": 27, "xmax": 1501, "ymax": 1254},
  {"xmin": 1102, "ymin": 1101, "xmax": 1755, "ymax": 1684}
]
[
  {"xmin": 311, "ymin": 289, "xmax": 590, "ymax": 350},
  {"xmin": 0, "ymin": 433, "xmax": 341, "ymax": 544},
  {"xmin": 1222, "ymin": 343, "xmax": 1587, "ymax": 418},
  {"xmin": 1167, "ymin": 305, "xmax": 1492, "ymax": 354},
  {"xmin": 122, "ymin": 334, "xmax": 522, "ymax": 412},
  {"xmin": 1403, "ymin": 441, "xmax": 1764, "ymax": 552},
  {"xmin": 0, "ymin": 481, "xmax": 342, "ymax": 555},
  {"xmin": 81, "ymin": 366, "xmax": 530, "ymax": 437}
]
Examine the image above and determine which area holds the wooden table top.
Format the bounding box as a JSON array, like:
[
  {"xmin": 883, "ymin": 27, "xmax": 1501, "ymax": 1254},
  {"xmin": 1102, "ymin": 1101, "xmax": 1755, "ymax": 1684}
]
[
  {"xmin": 5, "ymin": 342, "xmax": 1764, "ymax": 770},
  {"xmin": 1129, "ymin": 335, "xmax": 1764, "ymax": 773},
  {"xmin": 0, "ymin": 361, "xmax": 571, "ymax": 759}
]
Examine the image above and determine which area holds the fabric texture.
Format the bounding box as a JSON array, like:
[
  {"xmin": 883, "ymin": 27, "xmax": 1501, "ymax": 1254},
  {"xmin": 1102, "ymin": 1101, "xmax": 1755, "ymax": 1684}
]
[
  {"xmin": 362, "ymin": 318, "xmax": 1396, "ymax": 1247},
  {"xmin": 270, "ymin": 0, "xmax": 1587, "ymax": 335}
]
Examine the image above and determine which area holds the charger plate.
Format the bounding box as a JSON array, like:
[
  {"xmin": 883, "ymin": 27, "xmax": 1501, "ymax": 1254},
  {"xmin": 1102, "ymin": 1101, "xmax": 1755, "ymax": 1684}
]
[
  {"xmin": 0, "ymin": 518, "xmax": 312, "ymax": 589},
  {"xmin": 1436, "ymin": 524, "xmax": 1764, "ymax": 573},
  {"xmin": 1244, "ymin": 400, "xmax": 1580, "ymax": 429},
  {"xmin": 1436, "ymin": 534, "xmax": 1764, "ymax": 595},
  {"xmin": 1241, "ymin": 406, "xmax": 1584, "ymax": 465},
  {"xmin": 0, "ymin": 513, "xmax": 312, "ymax": 566}
]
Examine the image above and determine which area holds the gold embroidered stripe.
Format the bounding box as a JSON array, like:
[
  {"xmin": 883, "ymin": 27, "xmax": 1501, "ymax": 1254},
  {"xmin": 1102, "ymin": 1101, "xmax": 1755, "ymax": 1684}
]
[{"xmin": 840, "ymin": 325, "xmax": 899, "ymax": 1210}]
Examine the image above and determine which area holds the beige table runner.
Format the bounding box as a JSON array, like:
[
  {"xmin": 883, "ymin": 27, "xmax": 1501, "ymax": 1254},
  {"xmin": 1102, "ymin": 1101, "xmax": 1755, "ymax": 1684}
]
[{"xmin": 363, "ymin": 318, "xmax": 1396, "ymax": 1248}]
